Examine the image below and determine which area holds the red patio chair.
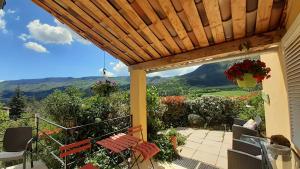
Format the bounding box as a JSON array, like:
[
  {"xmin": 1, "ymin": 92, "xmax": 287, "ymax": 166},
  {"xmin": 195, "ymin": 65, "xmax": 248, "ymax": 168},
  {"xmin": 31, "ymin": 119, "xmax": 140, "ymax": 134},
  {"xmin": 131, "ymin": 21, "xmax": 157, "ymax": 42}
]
[
  {"xmin": 59, "ymin": 139, "xmax": 98, "ymax": 169},
  {"xmin": 128, "ymin": 125, "xmax": 160, "ymax": 169}
]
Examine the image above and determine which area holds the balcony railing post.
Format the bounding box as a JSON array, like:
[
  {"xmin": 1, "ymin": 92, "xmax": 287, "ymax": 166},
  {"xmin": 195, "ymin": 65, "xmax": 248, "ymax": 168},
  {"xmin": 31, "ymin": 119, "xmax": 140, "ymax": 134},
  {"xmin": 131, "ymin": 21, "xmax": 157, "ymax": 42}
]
[{"xmin": 35, "ymin": 113, "xmax": 39, "ymax": 156}]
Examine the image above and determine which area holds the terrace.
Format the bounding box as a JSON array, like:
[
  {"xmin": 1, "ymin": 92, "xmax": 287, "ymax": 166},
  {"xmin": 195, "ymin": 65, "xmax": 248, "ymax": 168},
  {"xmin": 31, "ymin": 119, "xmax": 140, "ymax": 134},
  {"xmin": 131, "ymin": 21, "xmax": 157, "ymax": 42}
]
[{"xmin": 1, "ymin": 0, "xmax": 300, "ymax": 168}]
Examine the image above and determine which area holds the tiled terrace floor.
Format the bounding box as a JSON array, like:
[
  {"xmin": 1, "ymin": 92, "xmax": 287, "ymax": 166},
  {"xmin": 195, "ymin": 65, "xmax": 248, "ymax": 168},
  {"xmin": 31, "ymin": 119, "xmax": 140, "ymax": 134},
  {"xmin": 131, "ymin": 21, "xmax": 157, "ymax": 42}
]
[{"xmin": 174, "ymin": 128, "xmax": 232, "ymax": 169}]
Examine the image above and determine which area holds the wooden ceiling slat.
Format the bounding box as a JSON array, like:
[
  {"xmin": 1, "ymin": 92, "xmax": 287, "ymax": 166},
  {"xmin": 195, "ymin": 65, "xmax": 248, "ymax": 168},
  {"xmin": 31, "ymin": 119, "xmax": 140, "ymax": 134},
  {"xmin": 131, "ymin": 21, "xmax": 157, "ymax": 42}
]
[
  {"xmin": 256, "ymin": 0, "xmax": 273, "ymax": 33},
  {"xmin": 180, "ymin": 0, "xmax": 209, "ymax": 47},
  {"xmin": 34, "ymin": 0, "xmax": 135, "ymax": 65},
  {"xmin": 95, "ymin": 0, "xmax": 160, "ymax": 59},
  {"xmin": 58, "ymin": 0, "xmax": 144, "ymax": 63},
  {"xmin": 32, "ymin": 0, "xmax": 285, "ymax": 69},
  {"xmin": 114, "ymin": 0, "xmax": 170, "ymax": 57},
  {"xmin": 158, "ymin": 0, "xmax": 194, "ymax": 50},
  {"xmin": 76, "ymin": 0, "xmax": 153, "ymax": 62},
  {"xmin": 202, "ymin": 0, "xmax": 225, "ymax": 44},
  {"xmin": 136, "ymin": 0, "xmax": 181, "ymax": 54},
  {"xmin": 231, "ymin": 0, "xmax": 246, "ymax": 39}
]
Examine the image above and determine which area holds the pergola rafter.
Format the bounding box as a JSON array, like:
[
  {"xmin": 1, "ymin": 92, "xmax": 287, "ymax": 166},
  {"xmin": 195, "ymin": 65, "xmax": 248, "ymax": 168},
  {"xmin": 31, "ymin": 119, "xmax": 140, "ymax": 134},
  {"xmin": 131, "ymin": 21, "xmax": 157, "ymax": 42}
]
[{"xmin": 32, "ymin": 0, "xmax": 287, "ymax": 71}]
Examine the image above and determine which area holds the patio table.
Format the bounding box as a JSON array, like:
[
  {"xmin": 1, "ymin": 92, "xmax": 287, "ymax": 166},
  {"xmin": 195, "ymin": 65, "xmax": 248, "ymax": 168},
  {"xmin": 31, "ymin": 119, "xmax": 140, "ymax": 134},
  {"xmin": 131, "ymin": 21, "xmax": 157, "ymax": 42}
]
[{"xmin": 96, "ymin": 133, "xmax": 140, "ymax": 168}]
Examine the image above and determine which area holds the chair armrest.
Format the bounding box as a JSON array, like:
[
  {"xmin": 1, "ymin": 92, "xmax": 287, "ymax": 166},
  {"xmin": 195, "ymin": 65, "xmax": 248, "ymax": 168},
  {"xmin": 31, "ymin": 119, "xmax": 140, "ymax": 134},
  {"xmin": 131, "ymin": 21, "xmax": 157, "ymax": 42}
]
[
  {"xmin": 228, "ymin": 149, "xmax": 262, "ymax": 169},
  {"xmin": 232, "ymin": 125, "xmax": 258, "ymax": 139},
  {"xmin": 25, "ymin": 138, "xmax": 34, "ymax": 151},
  {"xmin": 233, "ymin": 139, "xmax": 261, "ymax": 156},
  {"xmin": 233, "ymin": 118, "xmax": 247, "ymax": 126}
]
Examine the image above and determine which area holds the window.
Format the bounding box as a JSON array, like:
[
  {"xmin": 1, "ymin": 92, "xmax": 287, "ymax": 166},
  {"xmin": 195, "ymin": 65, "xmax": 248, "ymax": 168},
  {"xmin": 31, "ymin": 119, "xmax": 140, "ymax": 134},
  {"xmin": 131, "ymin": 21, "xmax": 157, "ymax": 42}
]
[{"xmin": 282, "ymin": 14, "xmax": 300, "ymax": 149}]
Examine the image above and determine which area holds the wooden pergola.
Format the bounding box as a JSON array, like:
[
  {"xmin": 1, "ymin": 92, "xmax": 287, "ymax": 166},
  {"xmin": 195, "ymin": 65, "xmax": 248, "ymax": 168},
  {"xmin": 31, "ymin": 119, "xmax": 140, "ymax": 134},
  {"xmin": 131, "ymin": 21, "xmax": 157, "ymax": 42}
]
[{"xmin": 32, "ymin": 0, "xmax": 290, "ymax": 141}]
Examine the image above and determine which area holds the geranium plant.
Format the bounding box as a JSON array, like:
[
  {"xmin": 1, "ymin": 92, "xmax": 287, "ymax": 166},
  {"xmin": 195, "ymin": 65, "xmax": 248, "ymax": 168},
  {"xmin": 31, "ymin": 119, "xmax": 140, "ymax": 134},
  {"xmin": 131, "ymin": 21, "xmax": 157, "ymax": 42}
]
[
  {"xmin": 224, "ymin": 59, "xmax": 271, "ymax": 87},
  {"xmin": 91, "ymin": 80, "xmax": 118, "ymax": 97}
]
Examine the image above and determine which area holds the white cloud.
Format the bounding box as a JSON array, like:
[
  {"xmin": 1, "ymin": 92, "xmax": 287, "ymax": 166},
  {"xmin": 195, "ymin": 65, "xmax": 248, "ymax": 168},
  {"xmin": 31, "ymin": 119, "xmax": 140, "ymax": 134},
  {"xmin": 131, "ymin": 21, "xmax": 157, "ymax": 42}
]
[
  {"xmin": 112, "ymin": 61, "xmax": 129, "ymax": 76},
  {"xmin": 148, "ymin": 65, "xmax": 200, "ymax": 77},
  {"xmin": 19, "ymin": 33, "xmax": 31, "ymax": 41},
  {"xmin": 54, "ymin": 19, "xmax": 91, "ymax": 45},
  {"xmin": 7, "ymin": 9, "xmax": 16, "ymax": 14},
  {"xmin": 0, "ymin": 9, "xmax": 7, "ymax": 33},
  {"xmin": 24, "ymin": 42, "xmax": 48, "ymax": 53},
  {"xmin": 27, "ymin": 19, "xmax": 73, "ymax": 44},
  {"xmin": 99, "ymin": 68, "xmax": 114, "ymax": 77}
]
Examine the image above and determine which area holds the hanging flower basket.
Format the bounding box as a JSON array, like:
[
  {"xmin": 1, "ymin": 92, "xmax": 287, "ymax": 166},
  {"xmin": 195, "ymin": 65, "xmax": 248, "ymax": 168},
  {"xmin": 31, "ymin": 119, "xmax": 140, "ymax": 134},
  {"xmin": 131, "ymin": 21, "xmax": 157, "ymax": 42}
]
[
  {"xmin": 224, "ymin": 59, "xmax": 271, "ymax": 88},
  {"xmin": 91, "ymin": 79, "xmax": 118, "ymax": 96}
]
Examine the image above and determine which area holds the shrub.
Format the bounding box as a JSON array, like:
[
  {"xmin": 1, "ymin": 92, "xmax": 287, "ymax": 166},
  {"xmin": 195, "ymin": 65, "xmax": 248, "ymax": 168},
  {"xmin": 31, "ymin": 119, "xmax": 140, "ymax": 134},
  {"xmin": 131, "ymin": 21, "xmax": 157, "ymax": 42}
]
[
  {"xmin": 237, "ymin": 93, "xmax": 265, "ymax": 132},
  {"xmin": 147, "ymin": 86, "xmax": 166, "ymax": 138},
  {"xmin": 85, "ymin": 149, "xmax": 114, "ymax": 169},
  {"xmin": 161, "ymin": 96, "xmax": 189, "ymax": 128},
  {"xmin": 152, "ymin": 134, "xmax": 179, "ymax": 162},
  {"xmin": 43, "ymin": 87, "xmax": 83, "ymax": 126},
  {"xmin": 188, "ymin": 96, "xmax": 240, "ymax": 128}
]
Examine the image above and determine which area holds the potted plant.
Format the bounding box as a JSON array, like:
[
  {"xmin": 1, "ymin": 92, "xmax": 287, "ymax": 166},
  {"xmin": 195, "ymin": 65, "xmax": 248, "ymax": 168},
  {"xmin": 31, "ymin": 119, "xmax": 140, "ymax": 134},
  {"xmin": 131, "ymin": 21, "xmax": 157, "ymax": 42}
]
[
  {"xmin": 91, "ymin": 80, "xmax": 118, "ymax": 96},
  {"xmin": 167, "ymin": 128, "xmax": 178, "ymax": 150},
  {"xmin": 224, "ymin": 59, "xmax": 271, "ymax": 88}
]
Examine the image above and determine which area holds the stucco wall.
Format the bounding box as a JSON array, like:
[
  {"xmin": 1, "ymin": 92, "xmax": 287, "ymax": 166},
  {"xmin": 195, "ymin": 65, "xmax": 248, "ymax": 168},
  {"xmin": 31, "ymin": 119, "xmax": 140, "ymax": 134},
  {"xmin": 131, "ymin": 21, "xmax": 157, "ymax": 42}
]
[{"xmin": 261, "ymin": 52, "xmax": 291, "ymax": 140}]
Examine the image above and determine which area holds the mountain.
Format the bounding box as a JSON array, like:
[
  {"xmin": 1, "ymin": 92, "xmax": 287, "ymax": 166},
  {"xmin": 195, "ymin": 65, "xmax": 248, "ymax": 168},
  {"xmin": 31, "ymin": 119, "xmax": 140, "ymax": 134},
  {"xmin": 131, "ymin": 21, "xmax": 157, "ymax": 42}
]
[
  {"xmin": 0, "ymin": 61, "xmax": 235, "ymax": 102},
  {"xmin": 180, "ymin": 61, "xmax": 233, "ymax": 87}
]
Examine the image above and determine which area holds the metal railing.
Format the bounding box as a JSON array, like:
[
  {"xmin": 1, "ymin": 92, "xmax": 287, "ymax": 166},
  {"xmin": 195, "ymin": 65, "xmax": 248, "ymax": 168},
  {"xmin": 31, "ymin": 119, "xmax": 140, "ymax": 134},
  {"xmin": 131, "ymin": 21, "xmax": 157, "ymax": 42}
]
[{"xmin": 35, "ymin": 114, "xmax": 132, "ymax": 169}]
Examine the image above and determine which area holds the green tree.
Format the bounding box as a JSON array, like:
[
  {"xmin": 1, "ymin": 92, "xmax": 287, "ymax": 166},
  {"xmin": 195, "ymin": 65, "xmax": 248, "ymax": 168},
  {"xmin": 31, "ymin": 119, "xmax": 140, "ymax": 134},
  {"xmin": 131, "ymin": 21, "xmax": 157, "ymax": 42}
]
[
  {"xmin": 0, "ymin": 102, "xmax": 9, "ymax": 121},
  {"xmin": 43, "ymin": 87, "xmax": 82, "ymax": 125},
  {"xmin": 8, "ymin": 87, "xmax": 25, "ymax": 118}
]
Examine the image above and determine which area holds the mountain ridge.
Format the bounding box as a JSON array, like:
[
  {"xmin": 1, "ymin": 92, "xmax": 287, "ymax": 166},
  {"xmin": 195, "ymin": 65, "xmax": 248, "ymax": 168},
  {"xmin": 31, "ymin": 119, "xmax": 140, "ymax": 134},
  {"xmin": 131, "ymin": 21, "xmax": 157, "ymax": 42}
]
[{"xmin": 0, "ymin": 61, "xmax": 235, "ymax": 102}]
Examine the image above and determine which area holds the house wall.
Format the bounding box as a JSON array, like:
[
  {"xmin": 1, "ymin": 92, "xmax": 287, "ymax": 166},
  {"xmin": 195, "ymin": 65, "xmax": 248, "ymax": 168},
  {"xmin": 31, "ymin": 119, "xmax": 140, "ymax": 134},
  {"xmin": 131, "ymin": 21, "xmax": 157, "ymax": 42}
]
[{"xmin": 261, "ymin": 52, "xmax": 290, "ymax": 140}]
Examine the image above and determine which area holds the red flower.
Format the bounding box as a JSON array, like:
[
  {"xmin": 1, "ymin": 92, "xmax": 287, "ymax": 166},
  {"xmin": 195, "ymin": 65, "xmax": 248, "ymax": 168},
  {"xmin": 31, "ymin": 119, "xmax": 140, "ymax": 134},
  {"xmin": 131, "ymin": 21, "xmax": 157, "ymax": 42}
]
[{"xmin": 224, "ymin": 59, "xmax": 271, "ymax": 83}]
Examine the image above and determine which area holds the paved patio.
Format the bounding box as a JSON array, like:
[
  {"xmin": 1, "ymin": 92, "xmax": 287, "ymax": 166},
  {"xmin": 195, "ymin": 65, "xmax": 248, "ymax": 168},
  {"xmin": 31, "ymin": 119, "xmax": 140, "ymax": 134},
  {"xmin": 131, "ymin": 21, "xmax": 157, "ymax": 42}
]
[{"xmin": 175, "ymin": 128, "xmax": 232, "ymax": 169}]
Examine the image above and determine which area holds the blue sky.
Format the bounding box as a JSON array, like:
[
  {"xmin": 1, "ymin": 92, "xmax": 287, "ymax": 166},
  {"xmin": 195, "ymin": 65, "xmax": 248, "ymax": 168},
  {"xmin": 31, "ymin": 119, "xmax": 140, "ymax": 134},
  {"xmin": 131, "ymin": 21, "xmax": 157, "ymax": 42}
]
[{"xmin": 0, "ymin": 1, "xmax": 199, "ymax": 81}]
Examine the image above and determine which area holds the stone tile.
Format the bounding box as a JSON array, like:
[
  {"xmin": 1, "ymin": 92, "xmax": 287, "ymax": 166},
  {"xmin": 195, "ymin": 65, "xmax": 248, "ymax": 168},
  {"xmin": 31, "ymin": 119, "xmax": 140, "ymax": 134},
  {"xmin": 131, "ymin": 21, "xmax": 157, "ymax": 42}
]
[
  {"xmin": 202, "ymin": 139, "xmax": 222, "ymax": 147},
  {"xmin": 219, "ymin": 144, "xmax": 229, "ymax": 157},
  {"xmin": 8, "ymin": 160, "xmax": 48, "ymax": 169},
  {"xmin": 197, "ymin": 144, "xmax": 221, "ymax": 155},
  {"xmin": 178, "ymin": 146, "xmax": 196, "ymax": 158},
  {"xmin": 223, "ymin": 132, "xmax": 233, "ymax": 144},
  {"xmin": 192, "ymin": 150, "xmax": 218, "ymax": 165},
  {"xmin": 207, "ymin": 130, "xmax": 224, "ymax": 137},
  {"xmin": 216, "ymin": 156, "xmax": 228, "ymax": 169},
  {"xmin": 183, "ymin": 140, "xmax": 201, "ymax": 150},
  {"xmin": 187, "ymin": 136, "xmax": 204, "ymax": 144}
]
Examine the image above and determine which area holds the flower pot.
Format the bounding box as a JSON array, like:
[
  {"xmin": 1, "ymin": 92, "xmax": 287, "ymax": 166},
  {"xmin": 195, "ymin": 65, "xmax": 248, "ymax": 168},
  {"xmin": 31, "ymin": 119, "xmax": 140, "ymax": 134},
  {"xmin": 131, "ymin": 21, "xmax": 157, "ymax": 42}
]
[
  {"xmin": 236, "ymin": 73, "xmax": 257, "ymax": 88},
  {"xmin": 170, "ymin": 136, "xmax": 177, "ymax": 150}
]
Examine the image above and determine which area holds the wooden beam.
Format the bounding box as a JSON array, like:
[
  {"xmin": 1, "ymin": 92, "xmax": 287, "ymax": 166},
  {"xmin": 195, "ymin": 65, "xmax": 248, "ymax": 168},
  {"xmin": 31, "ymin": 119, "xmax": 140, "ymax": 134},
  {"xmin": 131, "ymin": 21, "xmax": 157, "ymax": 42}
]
[
  {"xmin": 135, "ymin": 0, "xmax": 181, "ymax": 54},
  {"xmin": 130, "ymin": 30, "xmax": 283, "ymax": 71},
  {"xmin": 231, "ymin": 0, "xmax": 246, "ymax": 39},
  {"xmin": 180, "ymin": 0, "xmax": 209, "ymax": 47},
  {"xmin": 202, "ymin": 0, "xmax": 225, "ymax": 43},
  {"xmin": 115, "ymin": 0, "xmax": 170, "ymax": 57},
  {"xmin": 256, "ymin": 0, "xmax": 273, "ymax": 33},
  {"xmin": 158, "ymin": 0, "xmax": 194, "ymax": 50}
]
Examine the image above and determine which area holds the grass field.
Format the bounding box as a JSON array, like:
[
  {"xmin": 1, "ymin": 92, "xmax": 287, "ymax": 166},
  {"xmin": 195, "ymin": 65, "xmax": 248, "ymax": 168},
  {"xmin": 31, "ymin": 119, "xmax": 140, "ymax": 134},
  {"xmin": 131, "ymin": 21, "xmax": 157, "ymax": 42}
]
[{"xmin": 203, "ymin": 90, "xmax": 250, "ymax": 97}]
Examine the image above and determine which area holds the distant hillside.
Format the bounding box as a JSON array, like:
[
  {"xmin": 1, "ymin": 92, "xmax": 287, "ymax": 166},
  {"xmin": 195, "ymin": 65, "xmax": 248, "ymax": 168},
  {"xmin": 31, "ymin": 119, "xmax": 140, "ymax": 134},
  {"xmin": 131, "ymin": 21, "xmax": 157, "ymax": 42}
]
[
  {"xmin": 0, "ymin": 60, "xmax": 236, "ymax": 102},
  {"xmin": 180, "ymin": 61, "xmax": 233, "ymax": 87}
]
